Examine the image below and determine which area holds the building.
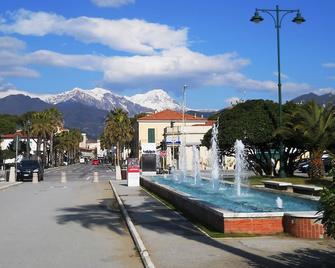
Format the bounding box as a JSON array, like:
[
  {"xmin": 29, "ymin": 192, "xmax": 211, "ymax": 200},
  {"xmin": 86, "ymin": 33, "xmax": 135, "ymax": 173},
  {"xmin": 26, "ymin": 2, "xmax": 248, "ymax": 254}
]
[
  {"xmin": 79, "ymin": 133, "xmax": 106, "ymax": 159},
  {"xmin": 137, "ymin": 109, "xmax": 214, "ymax": 171},
  {"xmin": 0, "ymin": 130, "xmax": 44, "ymax": 157}
]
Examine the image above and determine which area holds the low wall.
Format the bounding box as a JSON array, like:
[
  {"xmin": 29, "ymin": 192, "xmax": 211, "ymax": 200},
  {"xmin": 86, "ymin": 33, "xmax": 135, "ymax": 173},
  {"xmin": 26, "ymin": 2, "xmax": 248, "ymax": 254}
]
[
  {"xmin": 224, "ymin": 217, "xmax": 283, "ymax": 234},
  {"xmin": 283, "ymin": 213, "xmax": 324, "ymax": 239}
]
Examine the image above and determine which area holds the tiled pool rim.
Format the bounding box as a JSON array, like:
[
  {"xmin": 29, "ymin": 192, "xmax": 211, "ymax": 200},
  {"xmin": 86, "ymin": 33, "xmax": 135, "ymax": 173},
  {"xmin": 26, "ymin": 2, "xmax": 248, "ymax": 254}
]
[{"xmin": 140, "ymin": 176, "xmax": 325, "ymax": 239}]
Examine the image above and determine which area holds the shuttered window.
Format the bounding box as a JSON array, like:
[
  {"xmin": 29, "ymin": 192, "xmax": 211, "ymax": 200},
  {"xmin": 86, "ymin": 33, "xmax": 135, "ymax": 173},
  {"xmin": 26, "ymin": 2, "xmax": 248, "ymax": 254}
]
[{"xmin": 148, "ymin": 128, "xmax": 155, "ymax": 143}]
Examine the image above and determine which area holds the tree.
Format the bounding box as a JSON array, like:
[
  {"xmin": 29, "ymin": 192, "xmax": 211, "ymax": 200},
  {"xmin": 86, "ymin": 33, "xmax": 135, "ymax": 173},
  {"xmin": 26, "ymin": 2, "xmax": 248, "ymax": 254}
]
[
  {"xmin": 101, "ymin": 108, "xmax": 133, "ymax": 166},
  {"xmin": 54, "ymin": 129, "xmax": 82, "ymax": 165},
  {"xmin": 278, "ymin": 101, "xmax": 335, "ymax": 180},
  {"xmin": 318, "ymin": 185, "xmax": 335, "ymax": 239},
  {"xmin": 202, "ymin": 100, "xmax": 280, "ymax": 176}
]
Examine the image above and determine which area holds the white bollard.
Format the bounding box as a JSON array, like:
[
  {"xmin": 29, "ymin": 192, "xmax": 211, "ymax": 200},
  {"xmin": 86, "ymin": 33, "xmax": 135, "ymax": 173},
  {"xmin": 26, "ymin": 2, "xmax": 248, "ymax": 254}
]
[
  {"xmin": 115, "ymin": 166, "xmax": 122, "ymax": 180},
  {"xmin": 32, "ymin": 172, "xmax": 39, "ymax": 184},
  {"xmin": 61, "ymin": 171, "xmax": 67, "ymax": 183},
  {"xmin": 9, "ymin": 167, "xmax": 16, "ymax": 183},
  {"xmin": 93, "ymin": 172, "xmax": 99, "ymax": 183}
]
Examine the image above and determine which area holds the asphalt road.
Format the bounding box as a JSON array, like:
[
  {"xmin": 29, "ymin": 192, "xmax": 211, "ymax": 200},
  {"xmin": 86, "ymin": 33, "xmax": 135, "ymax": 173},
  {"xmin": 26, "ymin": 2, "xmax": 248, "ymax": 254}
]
[{"xmin": 0, "ymin": 164, "xmax": 142, "ymax": 268}]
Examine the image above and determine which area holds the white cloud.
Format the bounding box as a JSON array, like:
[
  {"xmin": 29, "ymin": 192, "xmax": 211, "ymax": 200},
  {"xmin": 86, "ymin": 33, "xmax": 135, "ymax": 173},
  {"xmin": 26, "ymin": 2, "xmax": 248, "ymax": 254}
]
[
  {"xmin": 91, "ymin": 0, "xmax": 135, "ymax": 7},
  {"xmin": 225, "ymin": 97, "xmax": 241, "ymax": 106},
  {"xmin": 273, "ymin": 71, "xmax": 288, "ymax": 79},
  {"xmin": 0, "ymin": 9, "xmax": 187, "ymax": 54},
  {"xmin": 0, "ymin": 36, "xmax": 26, "ymax": 51},
  {"xmin": 0, "ymin": 36, "xmax": 40, "ymax": 78},
  {"xmin": 313, "ymin": 87, "xmax": 335, "ymax": 95},
  {"xmin": 322, "ymin": 63, "xmax": 335, "ymax": 68},
  {"xmin": 205, "ymin": 72, "xmax": 310, "ymax": 92}
]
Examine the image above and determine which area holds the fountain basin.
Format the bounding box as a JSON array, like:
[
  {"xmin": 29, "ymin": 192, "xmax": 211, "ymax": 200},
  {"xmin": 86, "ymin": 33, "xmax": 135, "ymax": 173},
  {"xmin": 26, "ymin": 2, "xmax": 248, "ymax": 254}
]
[{"xmin": 140, "ymin": 176, "xmax": 324, "ymax": 239}]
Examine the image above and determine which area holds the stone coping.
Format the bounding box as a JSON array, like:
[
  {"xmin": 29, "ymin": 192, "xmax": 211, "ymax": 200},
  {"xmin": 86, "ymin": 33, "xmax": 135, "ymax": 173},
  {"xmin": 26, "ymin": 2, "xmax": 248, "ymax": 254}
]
[
  {"xmin": 262, "ymin": 180, "xmax": 292, "ymax": 186},
  {"xmin": 284, "ymin": 211, "xmax": 322, "ymax": 218},
  {"xmin": 292, "ymin": 184, "xmax": 323, "ymax": 191}
]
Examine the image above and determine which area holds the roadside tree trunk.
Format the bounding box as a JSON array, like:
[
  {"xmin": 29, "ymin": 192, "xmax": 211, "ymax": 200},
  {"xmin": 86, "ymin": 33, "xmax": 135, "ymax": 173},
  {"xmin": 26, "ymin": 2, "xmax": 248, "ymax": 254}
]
[{"xmin": 309, "ymin": 151, "xmax": 324, "ymax": 180}]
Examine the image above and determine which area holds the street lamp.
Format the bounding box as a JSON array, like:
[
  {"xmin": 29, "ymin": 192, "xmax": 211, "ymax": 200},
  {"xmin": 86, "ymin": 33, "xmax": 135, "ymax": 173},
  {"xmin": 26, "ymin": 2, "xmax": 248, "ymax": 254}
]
[
  {"xmin": 250, "ymin": 5, "xmax": 305, "ymax": 178},
  {"xmin": 26, "ymin": 119, "xmax": 31, "ymax": 160}
]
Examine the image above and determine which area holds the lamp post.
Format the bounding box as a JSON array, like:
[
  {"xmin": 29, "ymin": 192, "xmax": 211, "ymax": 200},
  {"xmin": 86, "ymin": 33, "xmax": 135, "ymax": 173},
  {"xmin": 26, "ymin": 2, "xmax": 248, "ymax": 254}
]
[
  {"xmin": 250, "ymin": 5, "xmax": 305, "ymax": 178},
  {"xmin": 26, "ymin": 119, "xmax": 31, "ymax": 160}
]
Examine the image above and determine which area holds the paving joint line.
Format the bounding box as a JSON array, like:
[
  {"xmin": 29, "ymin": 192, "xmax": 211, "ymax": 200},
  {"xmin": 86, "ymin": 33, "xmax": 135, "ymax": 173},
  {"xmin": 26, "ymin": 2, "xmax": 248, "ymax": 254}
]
[
  {"xmin": 109, "ymin": 180, "xmax": 155, "ymax": 268},
  {"xmin": 0, "ymin": 182, "xmax": 23, "ymax": 191}
]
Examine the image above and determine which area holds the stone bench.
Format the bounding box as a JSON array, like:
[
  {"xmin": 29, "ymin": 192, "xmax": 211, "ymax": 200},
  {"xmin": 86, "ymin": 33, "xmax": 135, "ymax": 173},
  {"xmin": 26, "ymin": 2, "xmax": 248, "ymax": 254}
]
[
  {"xmin": 262, "ymin": 180, "xmax": 292, "ymax": 191},
  {"xmin": 292, "ymin": 184, "xmax": 323, "ymax": 196}
]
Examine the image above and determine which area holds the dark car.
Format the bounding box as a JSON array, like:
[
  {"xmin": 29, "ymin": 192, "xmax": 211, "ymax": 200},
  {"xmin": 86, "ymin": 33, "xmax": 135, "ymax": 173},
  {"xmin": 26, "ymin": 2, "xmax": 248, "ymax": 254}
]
[{"xmin": 17, "ymin": 160, "xmax": 44, "ymax": 181}]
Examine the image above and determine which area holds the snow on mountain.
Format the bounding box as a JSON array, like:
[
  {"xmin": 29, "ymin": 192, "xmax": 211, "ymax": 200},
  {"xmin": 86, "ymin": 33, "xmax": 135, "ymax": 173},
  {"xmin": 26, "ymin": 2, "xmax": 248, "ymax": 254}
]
[
  {"xmin": 43, "ymin": 87, "xmax": 152, "ymax": 116},
  {"xmin": 126, "ymin": 89, "xmax": 182, "ymax": 111}
]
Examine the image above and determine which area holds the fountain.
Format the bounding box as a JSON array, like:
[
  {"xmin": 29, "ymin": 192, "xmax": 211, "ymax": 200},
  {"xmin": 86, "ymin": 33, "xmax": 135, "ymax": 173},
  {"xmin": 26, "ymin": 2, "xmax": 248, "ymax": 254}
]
[
  {"xmin": 234, "ymin": 139, "xmax": 246, "ymax": 196},
  {"xmin": 276, "ymin": 197, "xmax": 283, "ymax": 209},
  {"xmin": 179, "ymin": 136, "xmax": 187, "ymax": 182},
  {"xmin": 210, "ymin": 123, "xmax": 220, "ymax": 189},
  {"xmin": 192, "ymin": 145, "xmax": 201, "ymax": 185}
]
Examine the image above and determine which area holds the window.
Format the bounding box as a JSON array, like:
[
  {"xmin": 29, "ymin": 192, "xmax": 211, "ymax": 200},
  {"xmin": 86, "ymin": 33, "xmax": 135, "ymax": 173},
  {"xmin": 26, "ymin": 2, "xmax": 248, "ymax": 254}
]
[{"xmin": 148, "ymin": 128, "xmax": 155, "ymax": 143}]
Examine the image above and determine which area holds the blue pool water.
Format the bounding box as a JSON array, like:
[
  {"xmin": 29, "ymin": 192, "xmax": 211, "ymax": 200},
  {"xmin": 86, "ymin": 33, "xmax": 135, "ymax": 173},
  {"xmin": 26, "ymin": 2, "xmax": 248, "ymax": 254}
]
[{"xmin": 149, "ymin": 176, "xmax": 319, "ymax": 213}]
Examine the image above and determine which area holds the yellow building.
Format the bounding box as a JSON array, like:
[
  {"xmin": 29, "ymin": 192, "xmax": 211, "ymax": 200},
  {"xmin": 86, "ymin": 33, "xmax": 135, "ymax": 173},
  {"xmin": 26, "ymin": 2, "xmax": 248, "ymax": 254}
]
[{"xmin": 137, "ymin": 109, "xmax": 213, "ymax": 171}]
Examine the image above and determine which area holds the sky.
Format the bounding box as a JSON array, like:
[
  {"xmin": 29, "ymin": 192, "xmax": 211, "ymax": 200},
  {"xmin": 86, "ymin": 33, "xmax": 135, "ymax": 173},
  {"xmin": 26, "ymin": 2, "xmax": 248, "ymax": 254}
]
[{"xmin": 0, "ymin": 0, "xmax": 334, "ymax": 109}]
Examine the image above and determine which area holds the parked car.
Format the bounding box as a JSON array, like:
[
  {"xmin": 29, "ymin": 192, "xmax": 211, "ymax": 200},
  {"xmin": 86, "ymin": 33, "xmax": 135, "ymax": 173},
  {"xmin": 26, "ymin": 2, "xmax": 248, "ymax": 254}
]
[
  {"xmin": 16, "ymin": 160, "xmax": 44, "ymax": 181},
  {"xmin": 298, "ymin": 156, "xmax": 332, "ymax": 173},
  {"xmin": 91, "ymin": 159, "xmax": 100, "ymax": 165}
]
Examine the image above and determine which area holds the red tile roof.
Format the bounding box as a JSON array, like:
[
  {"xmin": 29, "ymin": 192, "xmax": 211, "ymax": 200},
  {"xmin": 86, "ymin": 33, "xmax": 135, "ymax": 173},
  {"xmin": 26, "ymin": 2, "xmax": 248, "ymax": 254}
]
[
  {"xmin": 192, "ymin": 120, "xmax": 216, "ymax": 126},
  {"xmin": 138, "ymin": 109, "xmax": 207, "ymax": 121}
]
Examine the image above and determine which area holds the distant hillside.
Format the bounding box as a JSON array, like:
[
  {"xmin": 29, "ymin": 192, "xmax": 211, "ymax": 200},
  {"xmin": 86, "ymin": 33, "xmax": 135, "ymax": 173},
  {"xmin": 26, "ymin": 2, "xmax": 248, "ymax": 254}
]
[
  {"xmin": 0, "ymin": 95, "xmax": 52, "ymax": 115},
  {"xmin": 291, "ymin": 92, "xmax": 335, "ymax": 105},
  {"xmin": 56, "ymin": 101, "xmax": 108, "ymax": 139}
]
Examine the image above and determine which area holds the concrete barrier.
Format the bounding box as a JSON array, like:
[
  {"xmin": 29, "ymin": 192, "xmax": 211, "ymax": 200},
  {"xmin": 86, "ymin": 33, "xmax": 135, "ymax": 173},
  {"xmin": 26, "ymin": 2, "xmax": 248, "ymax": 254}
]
[
  {"xmin": 61, "ymin": 171, "xmax": 67, "ymax": 183},
  {"xmin": 8, "ymin": 167, "xmax": 16, "ymax": 183},
  {"xmin": 32, "ymin": 172, "xmax": 39, "ymax": 183},
  {"xmin": 93, "ymin": 172, "xmax": 99, "ymax": 183}
]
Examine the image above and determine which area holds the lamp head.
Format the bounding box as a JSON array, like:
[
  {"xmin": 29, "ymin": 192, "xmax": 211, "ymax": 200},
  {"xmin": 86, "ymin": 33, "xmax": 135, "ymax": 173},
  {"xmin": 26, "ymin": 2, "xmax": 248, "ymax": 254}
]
[
  {"xmin": 292, "ymin": 12, "xmax": 305, "ymax": 24},
  {"xmin": 250, "ymin": 11, "xmax": 264, "ymax": 23}
]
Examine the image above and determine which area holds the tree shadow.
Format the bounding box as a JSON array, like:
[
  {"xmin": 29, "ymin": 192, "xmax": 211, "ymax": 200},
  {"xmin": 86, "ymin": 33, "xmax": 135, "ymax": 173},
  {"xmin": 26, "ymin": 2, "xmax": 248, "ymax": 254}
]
[
  {"xmin": 56, "ymin": 198, "xmax": 126, "ymax": 235},
  {"xmin": 270, "ymin": 247, "xmax": 335, "ymax": 267}
]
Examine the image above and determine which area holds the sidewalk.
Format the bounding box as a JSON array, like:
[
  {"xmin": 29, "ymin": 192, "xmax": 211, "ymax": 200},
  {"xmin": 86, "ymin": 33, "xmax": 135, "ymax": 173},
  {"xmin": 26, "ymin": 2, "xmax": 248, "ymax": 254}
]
[{"xmin": 112, "ymin": 180, "xmax": 335, "ymax": 268}]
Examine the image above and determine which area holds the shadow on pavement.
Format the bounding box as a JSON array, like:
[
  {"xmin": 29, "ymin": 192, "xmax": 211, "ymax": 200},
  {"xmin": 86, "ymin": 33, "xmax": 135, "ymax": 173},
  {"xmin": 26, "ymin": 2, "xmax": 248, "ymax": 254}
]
[
  {"xmin": 56, "ymin": 198, "xmax": 126, "ymax": 235},
  {"xmin": 270, "ymin": 247, "xmax": 335, "ymax": 267}
]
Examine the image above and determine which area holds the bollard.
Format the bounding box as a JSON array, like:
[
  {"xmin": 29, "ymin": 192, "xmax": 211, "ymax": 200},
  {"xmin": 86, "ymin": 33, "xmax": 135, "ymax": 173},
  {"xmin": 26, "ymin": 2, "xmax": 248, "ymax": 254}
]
[
  {"xmin": 32, "ymin": 172, "xmax": 39, "ymax": 183},
  {"xmin": 61, "ymin": 171, "xmax": 67, "ymax": 183},
  {"xmin": 9, "ymin": 167, "xmax": 16, "ymax": 183},
  {"xmin": 115, "ymin": 166, "xmax": 122, "ymax": 180},
  {"xmin": 93, "ymin": 172, "xmax": 99, "ymax": 183}
]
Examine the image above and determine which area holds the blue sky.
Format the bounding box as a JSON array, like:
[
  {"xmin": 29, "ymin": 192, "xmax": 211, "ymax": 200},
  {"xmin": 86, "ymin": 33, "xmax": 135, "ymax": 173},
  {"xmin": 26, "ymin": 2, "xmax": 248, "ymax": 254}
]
[{"xmin": 0, "ymin": 0, "xmax": 334, "ymax": 109}]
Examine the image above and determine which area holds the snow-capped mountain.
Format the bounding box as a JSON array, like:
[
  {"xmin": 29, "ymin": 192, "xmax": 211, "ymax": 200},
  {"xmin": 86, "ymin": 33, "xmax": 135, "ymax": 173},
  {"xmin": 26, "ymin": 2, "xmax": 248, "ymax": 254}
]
[
  {"xmin": 0, "ymin": 87, "xmax": 183, "ymax": 115},
  {"xmin": 43, "ymin": 87, "xmax": 152, "ymax": 116},
  {"xmin": 126, "ymin": 89, "xmax": 182, "ymax": 111}
]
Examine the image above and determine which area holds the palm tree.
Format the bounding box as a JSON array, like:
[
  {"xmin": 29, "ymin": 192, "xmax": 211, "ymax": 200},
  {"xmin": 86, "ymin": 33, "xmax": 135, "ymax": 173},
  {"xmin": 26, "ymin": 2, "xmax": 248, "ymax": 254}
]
[
  {"xmin": 45, "ymin": 108, "xmax": 63, "ymax": 167},
  {"xmin": 102, "ymin": 108, "xmax": 133, "ymax": 166},
  {"xmin": 279, "ymin": 101, "xmax": 335, "ymax": 180},
  {"xmin": 54, "ymin": 129, "xmax": 82, "ymax": 165},
  {"xmin": 31, "ymin": 111, "xmax": 51, "ymax": 166}
]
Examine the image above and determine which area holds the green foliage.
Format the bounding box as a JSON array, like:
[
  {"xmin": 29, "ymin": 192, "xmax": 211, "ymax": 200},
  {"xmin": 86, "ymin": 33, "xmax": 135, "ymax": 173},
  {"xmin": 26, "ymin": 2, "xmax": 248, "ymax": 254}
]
[
  {"xmin": 101, "ymin": 108, "xmax": 134, "ymax": 165},
  {"xmin": 203, "ymin": 100, "xmax": 280, "ymax": 175},
  {"xmin": 0, "ymin": 114, "xmax": 19, "ymax": 135},
  {"xmin": 278, "ymin": 101, "xmax": 335, "ymax": 179},
  {"xmin": 318, "ymin": 185, "xmax": 335, "ymax": 239}
]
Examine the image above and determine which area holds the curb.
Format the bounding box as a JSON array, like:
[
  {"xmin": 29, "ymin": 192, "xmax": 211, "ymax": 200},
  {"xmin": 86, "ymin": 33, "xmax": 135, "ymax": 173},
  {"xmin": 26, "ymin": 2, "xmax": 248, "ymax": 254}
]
[
  {"xmin": 109, "ymin": 180, "xmax": 155, "ymax": 268},
  {"xmin": 0, "ymin": 182, "xmax": 23, "ymax": 191}
]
